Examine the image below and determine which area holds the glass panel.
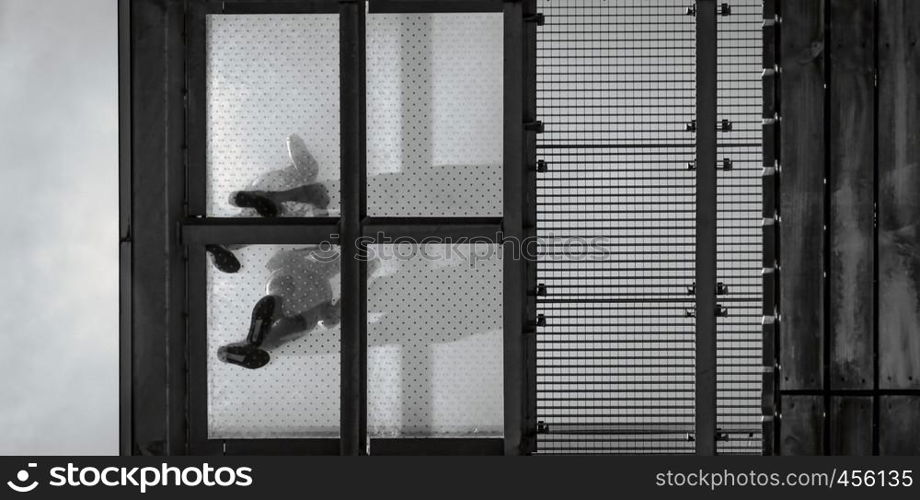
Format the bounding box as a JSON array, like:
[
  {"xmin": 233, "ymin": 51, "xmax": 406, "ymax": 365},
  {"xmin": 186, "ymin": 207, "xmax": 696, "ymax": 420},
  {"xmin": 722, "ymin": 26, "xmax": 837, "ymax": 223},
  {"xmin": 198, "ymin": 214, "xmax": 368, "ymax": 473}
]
[
  {"xmin": 366, "ymin": 13, "xmax": 503, "ymax": 217},
  {"xmin": 367, "ymin": 243, "xmax": 503, "ymax": 437},
  {"xmin": 206, "ymin": 15, "xmax": 341, "ymax": 218},
  {"xmin": 207, "ymin": 244, "xmax": 340, "ymax": 438}
]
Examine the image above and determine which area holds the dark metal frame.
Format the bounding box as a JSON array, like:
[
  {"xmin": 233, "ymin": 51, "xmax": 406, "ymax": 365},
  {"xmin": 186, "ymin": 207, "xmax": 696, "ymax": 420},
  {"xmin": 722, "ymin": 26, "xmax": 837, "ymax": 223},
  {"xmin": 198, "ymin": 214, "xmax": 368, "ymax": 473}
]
[
  {"xmin": 122, "ymin": 0, "xmax": 530, "ymax": 456},
  {"xmin": 761, "ymin": 0, "xmax": 781, "ymax": 456},
  {"xmin": 695, "ymin": 0, "xmax": 718, "ymax": 456}
]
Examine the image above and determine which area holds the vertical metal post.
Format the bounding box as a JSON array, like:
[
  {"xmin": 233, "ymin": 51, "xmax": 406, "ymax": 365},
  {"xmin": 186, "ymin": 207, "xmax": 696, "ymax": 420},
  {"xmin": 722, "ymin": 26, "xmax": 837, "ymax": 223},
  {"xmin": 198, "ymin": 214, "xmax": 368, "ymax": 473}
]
[
  {"xmin": 118, "ymin": 0, "xmax": 133, "ymax": 456},
  {"xmin": 762, "ymin": 0, "xmax": 781, "ymax": 456},
  {"xmin": 340, "ymin": 0, "xmax": 367, "ymax": 456},
  {"xmin": 695, "ymin": 0, "xmax": 718, "ymax": 456},
  {"xmin": 521, "ymin": 0, "xmax": 539, "ymax": 456},
  {"xmin": 503, "ymin": 0, "xmax": 525, "ymax": 456}
]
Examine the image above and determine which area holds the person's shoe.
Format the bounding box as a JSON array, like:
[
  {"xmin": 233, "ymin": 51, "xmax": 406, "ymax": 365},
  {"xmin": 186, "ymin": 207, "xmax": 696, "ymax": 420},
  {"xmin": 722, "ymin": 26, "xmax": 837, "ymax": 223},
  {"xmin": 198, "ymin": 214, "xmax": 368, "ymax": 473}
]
[
  {"xmin": 231, "ymin": 190, "xmax": 280, "ymax": 218},
  {"xmin": 217, "ymin": 342, "xmax": 270, "ymax": 369},
  {"xmin": 205, "ymin": 245, "xmax": 241, "ymax": 273},
  {"xmin": 246, "ymin": 295, "xmax": 278, "ymax": 346}
]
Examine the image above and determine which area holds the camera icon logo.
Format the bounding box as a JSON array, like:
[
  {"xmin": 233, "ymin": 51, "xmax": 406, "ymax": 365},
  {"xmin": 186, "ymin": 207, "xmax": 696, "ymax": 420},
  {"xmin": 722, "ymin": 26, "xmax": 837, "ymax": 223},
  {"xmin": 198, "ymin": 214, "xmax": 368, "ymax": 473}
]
[{"xmin": 6, "ymin": 463, "xmax": 39, "ymax": 493}]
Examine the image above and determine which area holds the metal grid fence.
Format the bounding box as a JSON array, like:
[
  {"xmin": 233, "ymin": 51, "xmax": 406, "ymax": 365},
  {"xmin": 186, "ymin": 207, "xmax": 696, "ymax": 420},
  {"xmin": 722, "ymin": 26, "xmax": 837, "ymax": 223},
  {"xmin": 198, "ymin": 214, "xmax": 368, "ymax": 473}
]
[
  {"xmin": 715, "ymin": 0, "xmax": 763, "ymax": 455},
  {"xmin": 535, "ymin": 0, "xmax": 763, "ymax": 455},
  {"xmin": 536, "ymin": 0, "xmax": 697, "ymax": 454}
]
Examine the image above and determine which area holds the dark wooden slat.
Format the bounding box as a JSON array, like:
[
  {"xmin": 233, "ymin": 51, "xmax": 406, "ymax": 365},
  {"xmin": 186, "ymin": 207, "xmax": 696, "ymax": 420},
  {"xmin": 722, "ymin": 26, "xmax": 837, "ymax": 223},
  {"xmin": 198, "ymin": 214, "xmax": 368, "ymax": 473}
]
[
  {"xmin": 829, "ymin": 396, "xmax": 872, "ymax": 455},
  {"xmin": 879, "ymin": 396, "xmax": 920, "ymax": 455},
  {"xmin": 828, "ymin": 0, "xmax": 875, "ymax": 390},
  {"xmin": 780, "ymin": 395, "xmax": 824, "ymax": 455},
  {"xmin": 878, "ymin": 0, "xmax": 920, "ymax": 390},
  {"xmin": 779, "ymin": 0, "xmax": 825, "ymax": 390}
]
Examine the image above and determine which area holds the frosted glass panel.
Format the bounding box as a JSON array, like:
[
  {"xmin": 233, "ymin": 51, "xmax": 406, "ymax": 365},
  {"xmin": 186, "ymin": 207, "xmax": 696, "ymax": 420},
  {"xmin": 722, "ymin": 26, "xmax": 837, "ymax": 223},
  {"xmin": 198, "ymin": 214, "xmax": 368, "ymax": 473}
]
[
  {"xmin": 207, "ymin": 244, "xmax": 340, "ymax": 438},
  {"xmin": 367, "ymin": 13, "xmax": 503, "ymax": 217},
  {"xmin": 206, "ymin": 15, "xmax": 341, "ymax": 218},
  {"xmin": 367, "ymin": 244, "xmax": 503, "ymax": 437}
]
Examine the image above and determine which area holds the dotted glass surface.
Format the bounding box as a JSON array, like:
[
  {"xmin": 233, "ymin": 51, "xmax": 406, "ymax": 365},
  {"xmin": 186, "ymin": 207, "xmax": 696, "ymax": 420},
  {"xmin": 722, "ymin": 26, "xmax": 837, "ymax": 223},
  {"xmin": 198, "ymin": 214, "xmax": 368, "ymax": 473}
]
[
  {"xmin": 366, "ymin": 13, "xmax": 503, "ymax": 217},
  {"xmin": 208, "ymin": 245, "xmax": 340, "ymax": 438},
  {"xmin": 367, "ymin": 244, "xmax": 503, "ymax": 437},
  {"xmin": 206, "ymin": 15, "xmax": 341, "ymax": 218}
]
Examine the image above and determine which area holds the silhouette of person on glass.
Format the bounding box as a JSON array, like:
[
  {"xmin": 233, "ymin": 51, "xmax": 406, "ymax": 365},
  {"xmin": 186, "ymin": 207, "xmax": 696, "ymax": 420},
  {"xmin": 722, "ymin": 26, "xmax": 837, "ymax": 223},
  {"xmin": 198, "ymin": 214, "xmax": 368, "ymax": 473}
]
[
  {"xmin": 217, "ymin": 246, "xmax": 342, "ymax": 369},
  {"xmin": 205, "ymin": 133, "xmax": 340, "ymax": 369},
  {"xmin": 204, "ymin": 133, "xmax": 331, "ymax": 274}
]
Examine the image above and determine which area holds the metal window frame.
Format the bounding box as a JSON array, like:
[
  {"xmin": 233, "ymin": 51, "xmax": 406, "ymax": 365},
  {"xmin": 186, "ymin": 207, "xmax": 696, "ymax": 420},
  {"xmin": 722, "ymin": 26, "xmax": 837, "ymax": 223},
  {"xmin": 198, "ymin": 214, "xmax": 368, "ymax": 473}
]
[{"xmin": 121, "ymin": 0, "xmax": 531, "ymax": 456}]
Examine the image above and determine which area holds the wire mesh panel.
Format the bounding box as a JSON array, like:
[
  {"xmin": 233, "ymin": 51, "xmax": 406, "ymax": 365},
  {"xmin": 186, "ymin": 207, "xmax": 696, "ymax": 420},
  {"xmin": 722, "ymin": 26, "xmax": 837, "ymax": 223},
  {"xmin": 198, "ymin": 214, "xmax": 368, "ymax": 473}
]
[
  {"xmin": 716, "ymin": 0, "xmax": 763, "ymax": 455},
  {"xmin": 535, "ymin": 0, "xmax": 698, "ymax": 454}
]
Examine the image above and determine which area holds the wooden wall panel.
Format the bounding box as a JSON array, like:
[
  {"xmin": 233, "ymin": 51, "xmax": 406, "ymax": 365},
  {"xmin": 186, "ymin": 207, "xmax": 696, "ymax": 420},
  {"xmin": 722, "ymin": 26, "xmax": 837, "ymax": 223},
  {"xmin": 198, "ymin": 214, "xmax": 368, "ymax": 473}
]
[
  {"xmin": 879, "ymin": 0, "xmax": 920, "ymax": 390},
  {"xmin": 829, "ymin": 397, "xmax": 872, "ymax": 455},
  {"xmin": 879, "ymin": 396, "xmax": 920, "ymax": 455},
  {"xmin": 780, "ymin": 395, "xmax": 824, "ymax": 455},
  {"xmin": 828, "ymin": 0, "xmax": 875, "ymax": 390},
  {"xmin": 779, "ymin": 0, "xmax": 825, "ymax": 390}
]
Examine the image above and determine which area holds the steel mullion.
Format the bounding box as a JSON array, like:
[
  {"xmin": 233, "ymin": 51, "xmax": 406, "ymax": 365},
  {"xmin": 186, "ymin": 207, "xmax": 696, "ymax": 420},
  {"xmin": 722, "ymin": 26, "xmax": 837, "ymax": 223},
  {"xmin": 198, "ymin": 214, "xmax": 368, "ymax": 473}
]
[
  {"xmin": 695, "ymin": 0, "xmax": 719, "ymax": 456},
  {"xmin": 182, "ymin": 219, "xmax": 341, "ymax": 245},
  {"xmin": 339, "ymin": 0, "xmax": 367, "ymax": 457}
]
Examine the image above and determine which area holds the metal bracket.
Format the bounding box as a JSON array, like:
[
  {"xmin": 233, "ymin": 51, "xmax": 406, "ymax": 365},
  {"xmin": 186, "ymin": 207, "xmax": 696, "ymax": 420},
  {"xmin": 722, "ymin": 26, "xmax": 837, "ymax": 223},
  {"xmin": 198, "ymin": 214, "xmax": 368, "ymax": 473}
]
[
  {"xmin": 718, "ymin": 119, "xmax": 733, "ymax": 131},
  {"xmin": 534, "ymin": 159, "xmax": 548, "ymax": 173},
  {"xmin": 687, "ymin": 282, "xmax": 729, "ymax": 295},
  {"xmin": 686, "ymin": 119, "xmax": 697, "ymax": 132},
  {"xmin": 763, "ymin": 15, "xmax": 781, "ymax": 27},
  {"xmin": 722, "ymin": 158, "xmax": 733, "ymax": 171},
  {"xmin": 525, "ymin": 120, "xmax": 545, "ymax": 133},
  {"xmin": 536, "ymin": 314, "xmax": 546, "ymax": 327},
  {"xmin": 536, "ymin": 421, "xmax": 550, "ymax": 434},
  {"xmin": 525, "ymin": 13, "xmax": 545, "ymax": 26},
  {"xmin": 688, "ymin": 3, "xmax": 731, "ymax": 17},
  {"xmin": 535, "ymin": 283, "xmax": 547, "ymax": 296},
  {"xmin": 687, "ymin": 305, "xmax": 728, "ymax": 318}
]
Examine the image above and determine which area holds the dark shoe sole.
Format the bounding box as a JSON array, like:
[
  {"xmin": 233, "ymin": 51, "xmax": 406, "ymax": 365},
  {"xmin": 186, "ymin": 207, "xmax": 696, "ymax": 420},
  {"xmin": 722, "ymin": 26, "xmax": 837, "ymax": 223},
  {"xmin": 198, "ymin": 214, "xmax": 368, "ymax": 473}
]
[
  {"xmin": 205, "ymin": 244, "xmax": 241, "ymax": 273},
  {"xmin": 233, "ymin": 191, "xmax": 280, "ymax": 218},
  {"xmin": 217, "ymin": 343, "xmax": 270, "ymax": 369},
  {"xmin": 246, "ymin": 295, "xmax": 278, "ymax": 346}
]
